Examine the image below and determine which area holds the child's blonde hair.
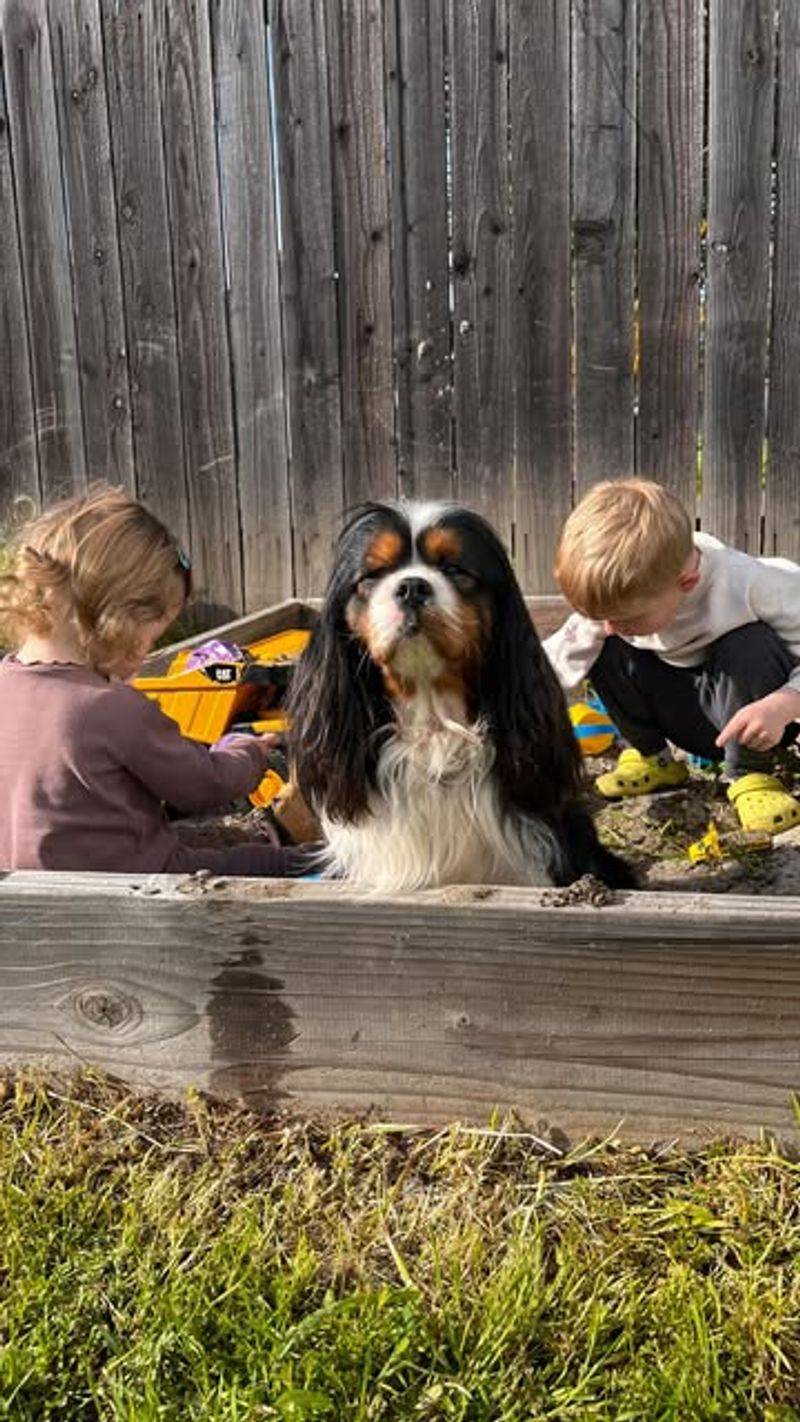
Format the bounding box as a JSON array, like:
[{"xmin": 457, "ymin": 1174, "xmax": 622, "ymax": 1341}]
[
  {"xmin": 0, "ymin": 484, "xmax": 191, "ymax": 669},
  {"xmin": 554, "ymin": 478, "xmax": 694, "ymax": 618}
]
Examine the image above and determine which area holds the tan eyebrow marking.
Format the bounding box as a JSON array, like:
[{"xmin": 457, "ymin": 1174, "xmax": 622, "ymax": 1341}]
[
  {"xmin": 364, "ymin": 528, "xmax": 405, "ymax": 571},
  {"xmin": 422, "ymin": 526, "xmax": 461, "ymax": 563}
]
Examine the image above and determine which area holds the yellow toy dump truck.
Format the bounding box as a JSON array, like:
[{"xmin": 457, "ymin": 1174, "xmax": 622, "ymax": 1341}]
[{"xmin": 134, "ymin": 600, "xmax": 315, "ymax": 817}]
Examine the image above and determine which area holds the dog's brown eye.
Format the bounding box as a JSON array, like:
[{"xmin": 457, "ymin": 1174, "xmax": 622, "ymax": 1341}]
[
  {"xmin": 355, "ymin": 573, "xmax": 380, "ymax": 598},
  {"xmin": 442, "ymin": 563, "xmax": 477, "ymax": 591}
]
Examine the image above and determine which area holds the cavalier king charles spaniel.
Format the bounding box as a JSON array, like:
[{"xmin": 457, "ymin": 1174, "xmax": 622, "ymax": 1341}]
[{"xmin": 288, "ymin": 502, "xmax": 635, "ymax": 893}]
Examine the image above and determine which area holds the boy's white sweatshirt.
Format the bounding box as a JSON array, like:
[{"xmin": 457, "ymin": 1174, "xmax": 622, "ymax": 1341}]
[{"xmin": 543, "ymin": 532, "xmax": 800, "ymax": 695}]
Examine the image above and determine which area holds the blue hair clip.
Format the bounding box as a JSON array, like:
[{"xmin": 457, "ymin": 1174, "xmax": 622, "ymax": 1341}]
[{"xmin": 176, "ymin": 546, "xmax": 192, "ymax": 571}]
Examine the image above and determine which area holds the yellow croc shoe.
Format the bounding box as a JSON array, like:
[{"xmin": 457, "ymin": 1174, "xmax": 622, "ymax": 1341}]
[
  {"xmin": 727, "ymin": 773, "xmax": 800, "ymax": 835},
  {"xmin": 595, "ymin": 747, "xmax": 690, "ymax": 799}
]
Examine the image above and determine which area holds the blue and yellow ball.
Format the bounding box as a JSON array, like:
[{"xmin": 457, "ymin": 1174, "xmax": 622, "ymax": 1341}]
[{"xmin": 568, "ymin": 701, "xmax": 617, "ymax": 757}]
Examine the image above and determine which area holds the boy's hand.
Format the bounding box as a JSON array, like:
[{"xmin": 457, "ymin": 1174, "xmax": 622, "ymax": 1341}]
[{"xmin": 717, "ymin": 688, "xmax": 800, "ymax": 752}]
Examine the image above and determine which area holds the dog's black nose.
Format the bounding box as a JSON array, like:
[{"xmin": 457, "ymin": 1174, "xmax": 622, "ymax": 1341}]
[{"xmin": 394, "ymin": 576, "xmax": 434, "ymax": 609}]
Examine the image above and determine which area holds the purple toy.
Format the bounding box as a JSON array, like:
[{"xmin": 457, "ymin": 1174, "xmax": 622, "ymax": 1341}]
[{"xmin": 185, "ymin": 639, "xmax": 246, "ymax": 672}]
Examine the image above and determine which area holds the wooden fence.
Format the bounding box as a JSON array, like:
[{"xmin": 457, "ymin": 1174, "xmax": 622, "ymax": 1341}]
[{"xmin": 1, "ymin": 1, "xmax": 799, "ymax": 618}]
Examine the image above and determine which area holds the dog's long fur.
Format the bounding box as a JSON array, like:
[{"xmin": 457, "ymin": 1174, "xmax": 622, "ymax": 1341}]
[{"xmin": 288, "ymin": 502, "xmax": 636, "ymax": 893}]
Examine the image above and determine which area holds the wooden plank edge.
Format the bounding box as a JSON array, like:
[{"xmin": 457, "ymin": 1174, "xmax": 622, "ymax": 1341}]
[{"xmin": 1, "ymin": 870, "xmax": 799, "ymax": 925}]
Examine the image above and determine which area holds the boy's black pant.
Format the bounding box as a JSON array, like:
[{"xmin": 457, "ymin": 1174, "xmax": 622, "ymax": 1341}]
[{"xmin": 590, "ymin": 622, "xmax": 799, "ymax": 778}]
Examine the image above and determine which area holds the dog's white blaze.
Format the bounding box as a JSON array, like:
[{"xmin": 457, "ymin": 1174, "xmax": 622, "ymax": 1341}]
[
  {"xmin": 366, "ymin": 562, "xmax": 459, "ymax": 664},
  {"xmin": 321, "ymin": 687, "xmax": 556, "ymax": 892},
  {"xmin": 401, "ymin": 500, "xmax": 456, "ymax": 540}
]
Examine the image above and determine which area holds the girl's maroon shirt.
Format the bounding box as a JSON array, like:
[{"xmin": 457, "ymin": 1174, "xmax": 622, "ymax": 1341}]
[{"xmin": 0, "ymin": 657, "xmax": 278, "ymax": 873}]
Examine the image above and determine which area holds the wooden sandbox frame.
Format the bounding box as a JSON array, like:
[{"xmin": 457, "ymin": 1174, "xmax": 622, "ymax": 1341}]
[{"xmin": 2, "ymin": 598, "xmax": 799, "ymax": 1142}]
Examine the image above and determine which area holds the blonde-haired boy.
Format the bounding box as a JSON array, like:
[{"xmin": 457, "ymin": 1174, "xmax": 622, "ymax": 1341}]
[{"xmin": 544, "ymin": 478, "xmax": 800, "ymax": 834}]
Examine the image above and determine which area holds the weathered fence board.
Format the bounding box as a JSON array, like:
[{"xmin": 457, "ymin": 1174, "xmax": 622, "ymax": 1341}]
[
  {"xmin": 703, "ymin": 0, "xmax": 774, "ymax": 553},
  {"xmin": 766, "ymin": 1, "xmax": 800, "ymax": 562},
  {"xmin": 101, "ymin": 0, "xmax": 189, "ymax": 548},
  {"xmin": 572, "ymin": 0, "xmax": 637, "ymax": 493},
  {"xmin": 385, "ymin": 0, "xmax": 452, "ymax": 502},
  {"xmin": 212, "ymin": 0, "xmax": 293, "ymax": 611},
  {"xmin": 448, "ymin": 0, "xmax": 512, "ymax": 544},
  {"xmin": 2, "ymin": 873, "xmax": 800, "ymax": 1142},
  {"xmin": 162, "ymin": 0, "xmax": 242, "ymax": 621},
  {"xmin": 47, "ymin": 0, "xmax": 135, "ymax": 493},
  {"xmin": 510, "ymin": 0, "xmax": 572, "ymax": 593},
  {"xmin": 326, "ymin": 0, "xmax": 396, "ymax": 509},
  {"xmin": 1, "ymin": 0, "xmax": 86, "ymax": 502},
  {"xmin": 637, "ymin": 0, "xmax": 703, "ymax": 505},
  {"xmin": 270, "ymin": 0, "xmax": 344, "ymax": 597},
  {"xmin": 2, "ymin": 0, "xmax": 800, "ymax": 603},
  {"xmin": 0, "ymin": 39, "xmax": 39, "ymax": 521}
]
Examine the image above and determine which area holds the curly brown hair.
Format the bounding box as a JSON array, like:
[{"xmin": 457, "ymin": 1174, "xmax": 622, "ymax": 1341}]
[{"xmin": 0, "ymin": 484, "xmax": 191, "ymax": 670}]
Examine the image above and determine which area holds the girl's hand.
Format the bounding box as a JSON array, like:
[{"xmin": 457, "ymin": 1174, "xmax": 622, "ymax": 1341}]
[
  {"xmin": 214, "ymin": 729, "xmax": 279, "ymax": 754},
  {"xmin": 717, "ymin": 688, "xmax": 800, "ymax": 752}
]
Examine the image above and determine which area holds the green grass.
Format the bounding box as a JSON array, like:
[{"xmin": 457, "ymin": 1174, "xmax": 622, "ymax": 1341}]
[{"xmin": 1, "ymin": 1074, "xmax": 800, "ymax": 1420}]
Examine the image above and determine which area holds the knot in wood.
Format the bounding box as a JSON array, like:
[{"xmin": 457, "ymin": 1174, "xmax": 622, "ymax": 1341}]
[
  {"xmin": 68, "ymin": 986, "xmax": 142, "ymax": 1033},
  {"xmin": 573, "ymin": 217, "xmax": 614, "ymax": 263}
]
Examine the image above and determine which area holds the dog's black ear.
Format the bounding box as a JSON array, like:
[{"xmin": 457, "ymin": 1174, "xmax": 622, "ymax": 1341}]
[
  {"xmin": 287, "ymin": 595, "xmax": 390, "ymax": 823},
  {"xmin": 476, "ymin": 580, "xmax": 583, "ymax": 815}
]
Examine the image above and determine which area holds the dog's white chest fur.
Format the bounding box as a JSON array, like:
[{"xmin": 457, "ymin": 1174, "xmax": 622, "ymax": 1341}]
[{"xmin": 321, "ymin": 689, "xmax": 555, "ymax": 892}]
